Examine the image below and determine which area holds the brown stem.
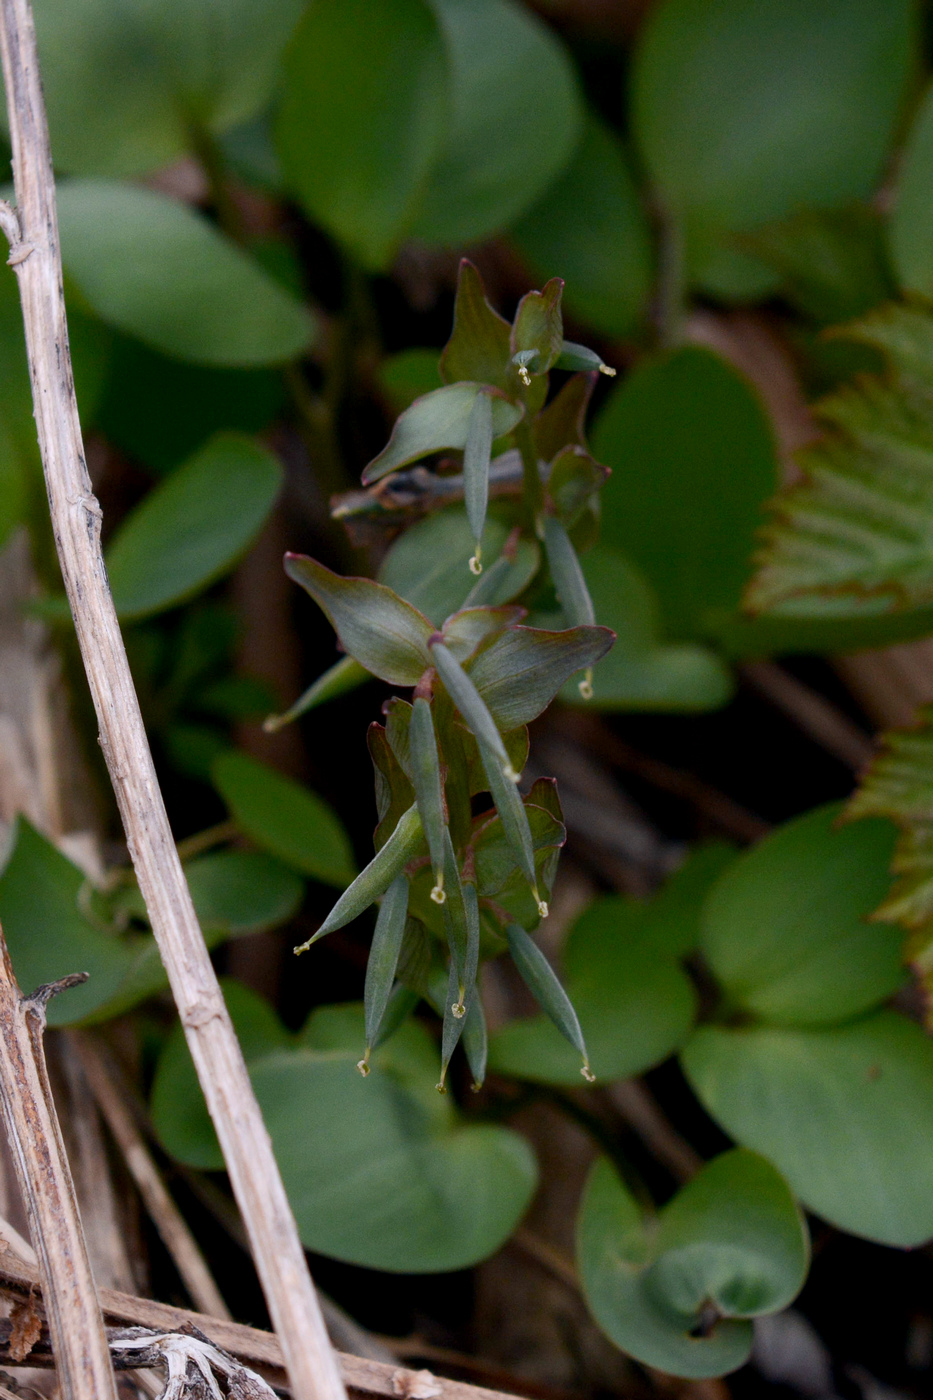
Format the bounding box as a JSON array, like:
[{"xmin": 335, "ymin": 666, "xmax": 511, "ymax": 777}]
[
  {"xmin": 0, "ymin": 940, "xmax": 116, "ymax": 1399},
  {"xmin": 70, "ymin": 1032, "xmax": 230, "ymax": 1320},
  {"xmin": 0, "ymin": 2, "xmax": 344, "ymax": 1396}
]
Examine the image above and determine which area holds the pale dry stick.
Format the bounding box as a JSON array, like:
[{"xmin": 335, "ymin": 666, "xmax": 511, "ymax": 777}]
[
  {"xmin": 0, "ymin": 1246, "xmax": 521, "ymax": 1400},
  {"xmin": 0, "ymin": 939, "xmax": 116, "ymax": 1400},
  {"xmin": 70, "ymin": 1032, "xmax": 230, "ymax": 1320},
  {"xmin": 0, "ymin": 3, "xmax": 344, "ymax": 1398}
]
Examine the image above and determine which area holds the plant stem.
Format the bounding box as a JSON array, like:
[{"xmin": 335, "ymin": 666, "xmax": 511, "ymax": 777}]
[
  {"xmin": 513, "ymin": 419, "xmax": 544, "ymax": 534},
  {"xmin": 0, "ymin": 2, "xmax": 345, "ymax": 1396}
]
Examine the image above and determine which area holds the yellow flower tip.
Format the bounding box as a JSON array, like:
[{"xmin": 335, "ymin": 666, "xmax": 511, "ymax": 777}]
[
  {"xmin": 598, "ymin": 362, "xmax": 617, "ymax": 377},
  {"xmin": 430, "ymin": 878, "xmax": 446, "ymax": 905},
  {"xmin": 503, "ymin": 763, "xmax": 521, "ymax": 785},
  {"xmin": 469, "ymin": 553, "xmax": 483, "ymax": 576},
  {"xmin": 435, "ymin": 1080, "xmax": 447, "ymax": 1094},
  {"xmin": 356, "ymin": 1056, "xmax": 371, "ymax": 1078},
  {"xmin": 580, "ymin": 1064, "xmax": 596, "ymax": 1084},
  {"xmin": 537, "ymin": 900, "xmax": 549, "ymax": 919},
  {"xmin": 518, "ymin": 365, "xmax": 532, "ymax": 386},
  {"xmin": 293, "ymin": 939, "xmax": 312, "ymax": 956},
  {"xmin": 452, "ymin": 1000, "xmax": 466, "ymax": 1019},
  {"xmin": 578, "ymin": 678, "xmax": 594, "ymax": 701},
  {"xmin": 471, "ymin": 1081, "xmax": 482, "ymax": 1094}
]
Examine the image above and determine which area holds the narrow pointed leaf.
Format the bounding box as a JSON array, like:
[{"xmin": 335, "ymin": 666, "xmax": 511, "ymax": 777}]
[
  {"xmin": 479, "ymin": 738, "xmax": 537, "ymax": 890},
  {"xmin": 369, "ymin": 723, "xmax": 415, "ymax": 852},
  {"xmin": 365, "ymin": 875, "xmax": 410, "ymax": 1050},
  {"xmin": 556, "ymin": 342, "xmax": 616, "ymax": 376},
  {"xmin": 285, "ymin": 554, "xmax": 433, "ymax": 686},
  {"xmin": 467, "ymin": 625, "xmax": 614, "ymax": 729},
  {"xmin": 510, "ymin": 278, "xmax": 564, "ymax": 376},
  {"xmin": 463, "ymin": 389, "xmax": 493, "ymax": 562},
  {"xmin": 372, "ymin": 985, "xmax": 420, "ymax": 1051},
  {"xmin": 363, "ymin": 383, "xmax": 523, "ymax": 484},
  {"xmin": 506, "ymin": 924, "xmax": 589, "ymax": 1073},
  {"xmin": 462, "ymin": 996, "xmax": 488, "ymax": 1090},
  {"xmin": 442, "ymin": 828, "xmax": 470, "ymax": 985},
  {"xmin": 410, "ymin": 698, "xmax": 448, "ymax": 889},
  {"xmin": 296, "ymin": 805, "xmax": 424, "ymax": 951},
  {"xmin": 385, "ymin": 698, "xmax": 414, "ymax": 778},
  {"xmin": 544, "ymin": 517, "xmax": 596, "ymax": 628},
  {"xmin": 431, "ymin": 639, "xmax": 514, "ymax": 776},
  {"xmin": 265, "ymin": 656, "xmax": 369, "ymax": 731},
  {"xmin": 440, "ymin": 260, "xmax": 512, "ymax": 390},
  {"xmin": 440, "ymin": 961, "xmax": 468, "ymax": 1087}
]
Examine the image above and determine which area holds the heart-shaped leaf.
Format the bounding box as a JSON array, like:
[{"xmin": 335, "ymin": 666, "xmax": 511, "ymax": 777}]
[
  {"xmin": 511, "ymin": 111, "xmax": 652, "ymax": 338},
  {"xmin": 212, "ymin": 751, "xmax": 355, "ymax": 888},
  {"xmin": 682, "ymin": 1011, "xmax": 933, "ymax": 1247},
  {"xmin": 152, "ymin": 988, "xmax": 538, "ymax": 1272},
  {"xmin": 593, "ymin": 347, "xmax": 778, "ymax": 641},
  {"xmin": 578, "ymin": 1151, "xmax": 808, "ymax": 1378},
  {"xmin": 25, "ymin": 0, "xmax": 305, "ymax": 177},
  {"xmin": 701, "ymin": 803, "xmax": 903, "ymax": 1026},
  {"xmin": 632, "ymin": 0, "xmax": 915, "ymax": 296},
  {"xmin": 105, "ymin": 434, "xmax": 282, "ymax": 621},
  {"xmin": 363, "ymin": 383, "xmax": 523, "ymax": 484},
  {"xmin": 409, "ymin": 0, "xmax": 583, "ymax": 247},
  {"xmin": 57, "ymin": 180, "xmax": 315, "ymax": 367},
  {"xmin": 276, "ymin": 0, "xmax": 448, "ymax": 268},
  {"xmin": 285, "ymin": 555, "xmax": 434, "ymax": 687}
]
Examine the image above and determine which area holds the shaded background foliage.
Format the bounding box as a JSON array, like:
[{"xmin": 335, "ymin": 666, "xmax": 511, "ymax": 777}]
[{"xmin": 4, "ymin": 0, "xmax": 933, "ymax": 1397}]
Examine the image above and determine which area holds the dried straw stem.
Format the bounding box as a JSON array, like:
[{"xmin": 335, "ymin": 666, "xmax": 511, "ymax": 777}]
[{"xmin": 0, "ymin": 1, "xmax": 344, "ymax": 1396}]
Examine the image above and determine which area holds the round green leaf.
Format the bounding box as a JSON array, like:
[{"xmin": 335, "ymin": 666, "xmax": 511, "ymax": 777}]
[
  {"xmin": 701, "ymin": 804, "xmax": 903, "ymax": 1026},
  {"xmin": 593, "ymin": 347, "xmax": 778, "ymax": 639},
  {"xmin": 277, "ymin": 0, "xmax": 448, "ymax": 269},
  {"xmin": 379, "ymin": 507, "xmax": 539, "ymax": 627},
  {"xmin": 489, "ymin": 887, "xmax": 699, "ymax": 1086},
  {"xmin": 0, "ymin": 819, "xmax": 139, "ymax": 1026},
  {"xmin": 682, "ymin": 1012, "xmax": 933, "ymax": 1247},
  {"xmin": 57, "ymin": 180, "xmax": 315, "ymax": 366},
  {"xmin": 889, "ymin": 81, "xmax": 933, "ymax": 298},
  {"xmin": 578, "ymin": 1150, "xmax": 807, "ymax": 1379},
  {"xmin": 26, "ymin": 0, "xmax": 305, "ymax": 176},
  {"xmin": 632, "ymin": 0, "xmax": 916, "ymax": 295},
  {"xmin": 212, "ymin": 751, "xmax": 355, "ymax": 888},
  {"xmin": 560, "ymin": 545, "xmax": 733, "ymax": 711},
  {"xmin": 184, "ymin": 851, "xmax": 303, "ymax": 935},
  {"xmin": 105, "ymin": 434, "xmax": 283, "ymax": 620},
  {"xmin": 511, "ymin": 112, "xmax": 652, "ymax": 339},
  {"xmin": 408, "ymin": 0, "xmax": 583, "ymax": 246},
  {"xmin": 153, "ymin": 996, "xmax": 538, "ymax": 1272}
]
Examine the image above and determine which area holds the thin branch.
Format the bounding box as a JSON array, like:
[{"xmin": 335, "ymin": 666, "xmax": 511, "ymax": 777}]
[
  {"xmin": 606, "ymin": 1080, "xmax": 702, "ymax": 1184},
  {"xmin": 0, "ymin": 938, "xmax": 116, "ymax": 1399},
  {"xmin": 0, "ymin": 3, "xmax": 344, "ymax": 1397},
  {"xmin": 0, "ymin": 1249, "xmax": 522, "ymax": 1400},
  {"xmin": 70, "ymin": 1033, "xmax": 230, "ymax": 1320}
]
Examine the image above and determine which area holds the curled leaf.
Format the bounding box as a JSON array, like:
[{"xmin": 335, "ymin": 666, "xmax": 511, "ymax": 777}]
[
  {"xmin": 440, "ymin": 260, "xmax": 512, "ymax": 392},
  {"xmin": 362, "ymin": 383, "xmax": 523, "ymax": 484},
  {"xmin": 295, "ymin": 805, "xmax": 424, "ymax": 951},
  {"xmin": 285, "ymin": 554, "xmax": 433, "ymax": 686},
  {"xmin": 511, "ymin": 278, "xmax": 564, "ymax": 378}
]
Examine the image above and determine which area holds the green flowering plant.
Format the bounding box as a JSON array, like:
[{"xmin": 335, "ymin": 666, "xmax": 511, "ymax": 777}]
[{"xmin": 282, "ymin": 262, "xmax": 616, "ymax": 1086}]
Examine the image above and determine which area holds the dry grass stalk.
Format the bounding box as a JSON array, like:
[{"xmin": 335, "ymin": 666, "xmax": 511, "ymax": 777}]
[
  {"xmin": 70, "ymin": 1033, "xmax": 230, "ymax": 1320},
  {"xmin": 0, "ymin": 1, "xmax": 344, "ymax": 1395},
  {"xmin": 0, "ymin": 935, "xmax": 116, "ymax": 1399}
]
